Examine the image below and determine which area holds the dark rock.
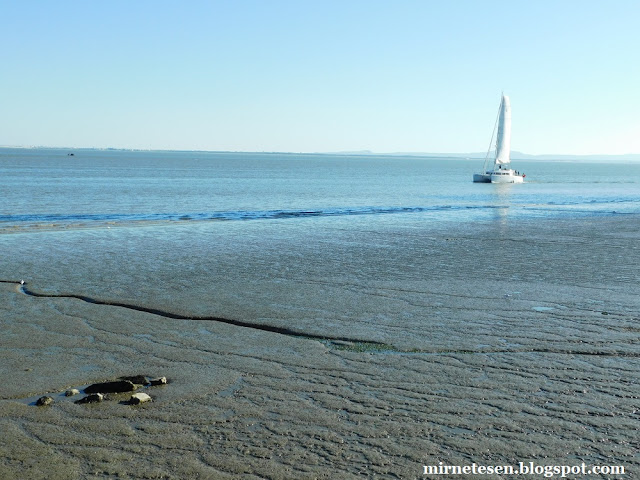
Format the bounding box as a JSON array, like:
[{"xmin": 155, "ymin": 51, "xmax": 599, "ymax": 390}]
[
  {"xmin": 36, "ymin": 396, "xmax": 53, "ymax": 406},
  {"xmin": 85, "ymin": 380, "xmax": 136, "ymax": 394},
  {"xmin": 119, "ymin": 375, "xmax": 149, "ymax": 386},
  {"xmin": 149, "ymin": 376, "xmax": 167, "ymax": 386},
  {"xmin": 75, "ymin": 393, "xmax": 104, "ymax": 404},
  {"xmin": 128, "ymin": 392, "xmax": 152, "ymax": 405}
]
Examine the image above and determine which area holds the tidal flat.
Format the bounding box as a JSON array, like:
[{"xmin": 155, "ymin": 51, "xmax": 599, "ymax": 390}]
[{"xmin": 0, "ymin": 215, "xmax": 638, "ymax": 479}]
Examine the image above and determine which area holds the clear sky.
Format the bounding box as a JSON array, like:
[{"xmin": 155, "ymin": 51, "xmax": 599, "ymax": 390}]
[{"xmin": 2, "ymin": 1, "xmax": 639, "ymax": 155}]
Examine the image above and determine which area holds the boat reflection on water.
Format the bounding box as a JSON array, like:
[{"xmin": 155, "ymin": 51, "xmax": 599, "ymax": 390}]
[{"xmin": 490, "ymin": 183, "xmax": 514, "ymax": 227}]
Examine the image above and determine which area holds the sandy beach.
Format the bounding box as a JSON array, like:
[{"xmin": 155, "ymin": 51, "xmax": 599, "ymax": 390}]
[{"xmin": 1, "ymin": 215, "xmax": 638, "ymax": 479}]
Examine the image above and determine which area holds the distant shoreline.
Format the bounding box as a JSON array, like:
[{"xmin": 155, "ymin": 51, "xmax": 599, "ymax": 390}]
[{"xmin": 1, "ymin": 145, "xmax": 640, "ymax": 162}]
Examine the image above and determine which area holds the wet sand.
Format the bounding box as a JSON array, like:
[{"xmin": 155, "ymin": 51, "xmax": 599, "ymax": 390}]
[{"xmin": 1, "ymin": 215, "xmax": 638, "ymax": 479}]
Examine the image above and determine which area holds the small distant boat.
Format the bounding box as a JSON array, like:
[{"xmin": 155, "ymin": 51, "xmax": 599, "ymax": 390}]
[{"xmin": 473, "ymin": 94, "xmax": 525, "ymax": 184}]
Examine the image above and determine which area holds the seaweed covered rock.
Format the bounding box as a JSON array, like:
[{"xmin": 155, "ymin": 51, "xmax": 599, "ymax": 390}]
[
  {"xmin": 85, "ymin": 380, "xmax": 136, "ymax": 394},
  {"xmin": 119, "ymin": 375, "xmax": 149, "ymax": 386}
]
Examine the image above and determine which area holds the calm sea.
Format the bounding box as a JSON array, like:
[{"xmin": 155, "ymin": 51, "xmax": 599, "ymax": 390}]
[{"xmin": 1, "ymin": 148, "xmax": 639, "ymax": 231}]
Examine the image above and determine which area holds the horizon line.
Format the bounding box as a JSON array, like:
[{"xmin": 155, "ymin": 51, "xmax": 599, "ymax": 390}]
[{"xmin": 1, "ymin": 145, "xmax": 640, "ymax": 159}]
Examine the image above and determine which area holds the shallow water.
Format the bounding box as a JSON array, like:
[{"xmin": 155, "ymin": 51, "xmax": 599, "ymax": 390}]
[
  {"xmin": 0, "ymin": 149, "xmax": 639, "ymax": 478},
  {"xmin": 1, "ymin": 149, "xmax": 639, "ymax": 232}
]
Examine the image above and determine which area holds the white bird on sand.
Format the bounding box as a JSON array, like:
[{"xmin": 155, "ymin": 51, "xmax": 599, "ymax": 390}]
[{"xmin": 20, "ymin": 280, "xmax": 25, "ymax": 285}]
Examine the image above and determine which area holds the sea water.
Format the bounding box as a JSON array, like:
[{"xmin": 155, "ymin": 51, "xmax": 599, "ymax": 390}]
[
  {"xmin": 0, "ymin": 148, "xmax": 638, "ymax": 478},
  {"xmin": 1, "ymin": 148, "xmax": 639, "ymax": 231}
]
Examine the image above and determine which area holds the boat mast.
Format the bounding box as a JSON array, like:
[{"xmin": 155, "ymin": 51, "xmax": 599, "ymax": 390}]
[{"xmin": 482, "ymin": 100, "xmax": 501, "ymax": 173}]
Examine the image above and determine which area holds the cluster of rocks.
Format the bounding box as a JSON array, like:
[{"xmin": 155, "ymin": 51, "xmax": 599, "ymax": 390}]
[{"xmin": 35, "ymin": 375, "xmax": 167, "ymax": 407}]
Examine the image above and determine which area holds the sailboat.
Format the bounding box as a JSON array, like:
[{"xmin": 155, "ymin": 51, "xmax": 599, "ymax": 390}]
[{"xmin": 473, "ymin": 94, "xmax": 525, "ymax": 183}]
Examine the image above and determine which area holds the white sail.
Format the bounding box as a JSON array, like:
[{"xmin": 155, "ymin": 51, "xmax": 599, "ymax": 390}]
[{"xmin": 494, "ymin": 94, "xmax": 511, "ymax": 165}]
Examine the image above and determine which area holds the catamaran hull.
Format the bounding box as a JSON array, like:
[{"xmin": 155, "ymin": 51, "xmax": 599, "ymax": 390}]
[
  {"xmin": 473, "ymin": 173, "xmax": 491, "ymax": 183},
  {"xmin": 473, "ymin": 171, "xmax": 524, "ymax": 183},
  {"xmin": 490, "ymin": 172, "xmax": 524, "ymax": 183}
]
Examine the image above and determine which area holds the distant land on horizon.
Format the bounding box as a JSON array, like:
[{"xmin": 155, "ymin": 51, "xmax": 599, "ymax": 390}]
[
  {"xmin": 324, "ymin": 150, "xmax": 640, "ymax": 162},
  {"xmin": 2, "ymin": 145, "xmax": 640, "ymax": 162}
]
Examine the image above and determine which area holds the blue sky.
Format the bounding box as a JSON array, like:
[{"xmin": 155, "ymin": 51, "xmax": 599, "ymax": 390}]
[{"xmin": 2, "ymin": 1, "xmax": 639, "ymax": 154}]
